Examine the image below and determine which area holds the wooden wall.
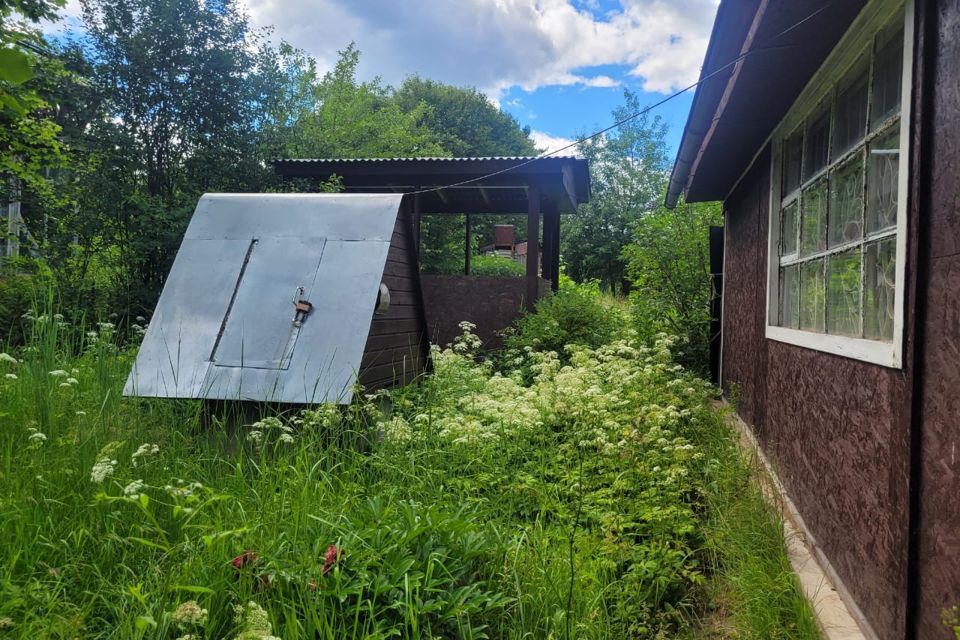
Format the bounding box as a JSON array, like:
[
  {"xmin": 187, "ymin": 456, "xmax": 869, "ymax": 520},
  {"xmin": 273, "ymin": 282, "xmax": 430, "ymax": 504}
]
[{"xmin": 359, "ymin": 207, "xmax": 429, "ymax": 390}]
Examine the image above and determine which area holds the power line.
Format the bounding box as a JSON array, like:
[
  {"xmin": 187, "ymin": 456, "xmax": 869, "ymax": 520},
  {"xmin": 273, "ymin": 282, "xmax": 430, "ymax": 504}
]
[{"xmin": 408, "ymin": 2, "xmax": 835, "ymax": 197}]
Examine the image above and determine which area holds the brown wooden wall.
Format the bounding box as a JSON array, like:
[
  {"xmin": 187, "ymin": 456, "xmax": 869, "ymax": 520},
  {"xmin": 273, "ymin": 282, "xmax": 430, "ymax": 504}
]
[
  {"xmin": 913, "ymin": 0, "xmax": 960, "ymax": 637},
  {"xmin": 359, "ymin": 208, "xmax": 429, "ymax": 390},
  {"xmin": 722, "ymin": 146, "xmax": 915, "ymax": 639}
]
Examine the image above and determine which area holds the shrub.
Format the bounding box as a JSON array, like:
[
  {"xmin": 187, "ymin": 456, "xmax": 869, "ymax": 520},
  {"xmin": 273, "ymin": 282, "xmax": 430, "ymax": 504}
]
[
  {"xmin": 504, "ymin": 279, "xmax": 626, "ymax": 362},
  {"xmin": 470, "ymin": 254, "xmax": 525, "ymax": 277},
  {"xmin": 0, "ymin": 258, "xmax": 51, "ymax": 344}
]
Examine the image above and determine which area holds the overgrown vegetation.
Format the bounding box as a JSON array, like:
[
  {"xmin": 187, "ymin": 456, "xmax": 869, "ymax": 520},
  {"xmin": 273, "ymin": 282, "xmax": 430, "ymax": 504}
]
[{"xmin": 0, "ymin": 293, "xmax": 819, "ymax": 639}]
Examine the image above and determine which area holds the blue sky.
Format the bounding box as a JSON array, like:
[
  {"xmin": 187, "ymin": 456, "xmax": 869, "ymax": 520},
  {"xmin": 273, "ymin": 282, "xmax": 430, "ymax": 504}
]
[{"xmin": 51, "ymin": 0, "xmax": 717, "ymax": 159}]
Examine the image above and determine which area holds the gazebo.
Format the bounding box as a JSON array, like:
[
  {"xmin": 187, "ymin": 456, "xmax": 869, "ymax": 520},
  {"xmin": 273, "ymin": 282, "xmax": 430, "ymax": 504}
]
[{"xmin": 272, "ymin": 156, "xmax": 590, "ymax": 347}]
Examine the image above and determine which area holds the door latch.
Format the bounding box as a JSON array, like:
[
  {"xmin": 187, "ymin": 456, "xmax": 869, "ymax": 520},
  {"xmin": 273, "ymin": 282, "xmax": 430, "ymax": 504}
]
[{"xmin": 292, "ymin": 286, "xmax": 313, "ymax": 327}]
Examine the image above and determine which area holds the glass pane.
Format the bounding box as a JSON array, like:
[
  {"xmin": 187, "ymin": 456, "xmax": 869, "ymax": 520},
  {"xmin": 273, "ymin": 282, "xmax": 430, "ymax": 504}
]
[
  {"xmin": 864, "ymin": 238, "xmax": 896, "ymax": 340},
  {"xmin": 781, "ymin": 201, "xmax": 799, "ymax": 256},
  {"xmin": 804, "ymin": 107, "xmax": 831, "ymax": 179},
  {"xmin": 867, "ymin": 126, "xmax": 900, "ymax": 233},
  {"xmin": 834, "ymin": 64, "xmax": 869, "ymax": 156},
  {"xmin": 799, "ymin": 259, "xmax": 825, "ymax": 332},
  {"xmin": 780, "ymin": 265, "xmax": 799, "ymax": 329},
  {"xmin": 782, "ymin": 132, "xmax": 803, "ymax": 195},
  {"xmin": 871, "ymin": 24, "xmax": 904, "ymax": 130},
  {"xmin": 826, "ymin": 249, "xmax": 862, "ymax": 337},
  {"xmin": 801, "ymin": 180, "xmax": 827, "ymax": 256},
  {"xmin": 829, "ymin": 155, "xmax": 864, "ymax": 247}
]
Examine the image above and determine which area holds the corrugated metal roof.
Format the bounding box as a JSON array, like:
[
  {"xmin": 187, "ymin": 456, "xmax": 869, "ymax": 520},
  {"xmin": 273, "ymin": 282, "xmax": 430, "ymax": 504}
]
[{"xmin": 124, "ymin": 193, "xmax": 404, "ymax": 404}]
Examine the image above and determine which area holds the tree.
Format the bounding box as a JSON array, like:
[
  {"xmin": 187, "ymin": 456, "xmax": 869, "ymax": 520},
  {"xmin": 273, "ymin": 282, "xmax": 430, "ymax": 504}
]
[
  {"xmin": 622, "ymin": 199, "xmax": 722, "ymax": 373},
  {"xmin": 394, "ymin": 76, "xmax": 537, "ymax": 273},
  {"xmin": 0, "ymin": 0, "xmax": 70, "ymax": 207},
  {"xmin": 562, "ymin": 90, "xmax": 669, "ymax": 293}
]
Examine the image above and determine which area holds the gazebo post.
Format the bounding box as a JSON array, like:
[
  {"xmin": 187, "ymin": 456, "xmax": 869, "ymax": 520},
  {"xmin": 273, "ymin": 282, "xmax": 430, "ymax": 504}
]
[
  {"xmin": 550, "ymin": 208, "xmax": 561, "ymax": 292},
  {"xmin": 464, "ymin": 213, "xmax": 472, "ymax": 275},
  {"xmin": 526, "ymin": 185, "xmax": 540, "ymax": 311}
]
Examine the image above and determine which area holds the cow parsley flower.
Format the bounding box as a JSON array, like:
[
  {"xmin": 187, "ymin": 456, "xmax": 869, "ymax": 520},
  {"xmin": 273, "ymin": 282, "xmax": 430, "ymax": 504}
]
[
  {"xmin": 0, "ymin": 353, "xmax": 17, "ymax": 365},
  {"xmin": 123, "ymin": 479, "xmax": 145, "ymax": 499},
  {"xmin": 49, "ymin": 370, "xmax": 68, "ymax": 377},
  {"xmin": 90, "ymin": 458, "xmax": 117, "ymax": 483},
  {"xmin": 4, "ymin": 373, "xmax": 17, "ymax": 380},
  {"xmin": 131, "ymin": 443, "xmax": 159, "ymax": 466},
  {"xmin": 172, "ymin": 600, "xmax": 208, "ymax": 628}
]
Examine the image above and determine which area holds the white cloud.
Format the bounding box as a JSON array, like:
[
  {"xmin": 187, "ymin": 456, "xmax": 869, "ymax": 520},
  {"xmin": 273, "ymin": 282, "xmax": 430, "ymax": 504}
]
[
  {"xmin": 529, "ymin": 130, "xmax": 578, "ymax": 156},
  {"xmin": 240, "ymin": 0, "xmax": 718, "ymax": 98}
]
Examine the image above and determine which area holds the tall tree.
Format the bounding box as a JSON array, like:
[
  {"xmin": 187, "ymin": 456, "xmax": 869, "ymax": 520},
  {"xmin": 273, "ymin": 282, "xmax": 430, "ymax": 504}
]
[
  {"xmin": 562, "ymin": 90, "xmax": 669, "ymax": 293},
  {"xmin": 394, "ymin": 76, "xmax": 537, "ymax": 274}
]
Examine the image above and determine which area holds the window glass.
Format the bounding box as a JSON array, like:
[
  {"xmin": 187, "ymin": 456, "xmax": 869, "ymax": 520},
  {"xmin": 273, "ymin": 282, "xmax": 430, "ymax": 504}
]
[
  {"xmin": 834, "ymin": 63, "xmax": 869, "ymax": 156},
  {"xmin": 781, "ymin": 201, "xmax": 799, "ymax": 255},
  {"xmin": 829, "ymin": 155, "xmax": 864, "ymax": 247},
  {"xmin": 801, "ymin": 180, "xmax": 827, "ymax": 256},
  {"xmin": 782, "ymin": 132, "xmax": 803, "ymax": 195},
  {"xmin": 826, "ymin": 249, "xmax": 862, "ymax": 336},
  {"xmin": 871, "ymin": 24, "xmax": 904, "ymax": 130},
  {"xmin": 780, "ymin": 265, "xmax": 799, "ymax": 329},
  {"xmin": 867, "ymin": 126, "xmax": 900, "ymax": 233},
  {"xmin": 804, "ymin": 107, "xmax": 831, "ymax": 179},
  {"xmin": 799, "ymin": 259, "xmax": 825, "ymax": 331},
  {"xmin": 864, "ymin": 238, "xmax": 896, "ymax": 340}
]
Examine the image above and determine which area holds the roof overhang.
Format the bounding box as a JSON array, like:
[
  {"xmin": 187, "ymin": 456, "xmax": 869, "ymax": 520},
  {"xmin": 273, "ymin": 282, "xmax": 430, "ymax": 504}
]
[
  {"xmin": 666, "ymin": 0, "xmax": 868, "ymax": 208},
  {"xmin": 272, "ymin": 156, "xmax": 591, "ymax": 215}
]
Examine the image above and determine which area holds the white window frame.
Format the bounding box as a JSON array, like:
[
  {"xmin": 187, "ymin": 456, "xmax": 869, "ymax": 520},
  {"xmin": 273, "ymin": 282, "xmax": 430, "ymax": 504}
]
[{"xmin": 765, "ymin": 0, "xmax": 913, "ymax": 369}]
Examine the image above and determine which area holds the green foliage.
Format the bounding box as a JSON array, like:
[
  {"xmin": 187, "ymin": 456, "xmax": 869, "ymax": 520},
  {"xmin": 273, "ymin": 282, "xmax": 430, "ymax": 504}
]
[
  {"xmin": 0, "ymin": 258, "xmax": 48, "ymax": 343},
  {"xmin": 504, "ymin": 280, "xmax": 626, "ymax": 365},
  {"xmin": 623, "ymin": 199, "xmax": 722, "ymax": 374},
  {"xmin": 562, "ymin": 90, "xmax": 669, "ymax": 294},
  {"xmin": 470, "ymin": 254, "xmax": 525, "ymax": 277}
]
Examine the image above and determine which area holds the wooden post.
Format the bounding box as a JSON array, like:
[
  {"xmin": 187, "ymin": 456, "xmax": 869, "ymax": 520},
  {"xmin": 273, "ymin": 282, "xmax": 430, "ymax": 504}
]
[
  {"xmin": 412, "ymin": 191, "xmax": 422, "ymax": 259},
  {"xmin": 526, "ymin": 185, "xmax": 540, "ymax": 311},
  {"xmin": 550, "ymin": 209, "xmax": 561, "ymax": 292},
  {"xmin": 540, "ymin": 204, "xmax": 553, "ymax": 283},
  {"xmin": 465, "ymin": 214, "xmax": 472, "ymax": 275}
]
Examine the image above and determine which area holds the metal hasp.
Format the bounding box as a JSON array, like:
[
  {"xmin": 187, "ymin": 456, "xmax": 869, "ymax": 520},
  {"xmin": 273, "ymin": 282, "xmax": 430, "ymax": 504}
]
[{"xmin": 123, "ymin": 193, "xmax": 405, "ymax": 404}]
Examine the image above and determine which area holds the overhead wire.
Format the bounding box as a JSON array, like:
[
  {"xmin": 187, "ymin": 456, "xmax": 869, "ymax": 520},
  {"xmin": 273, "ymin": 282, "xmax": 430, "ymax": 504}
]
[{"xmin": 407, "ymin": 1, "xmax": 836, "ymax": 196}]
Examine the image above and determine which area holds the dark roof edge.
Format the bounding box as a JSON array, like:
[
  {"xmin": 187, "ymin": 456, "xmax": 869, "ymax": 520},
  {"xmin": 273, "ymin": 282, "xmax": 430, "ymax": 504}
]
[{"xmin": 665, "ymin": 1, "xmax": 755, "ymax": 209}]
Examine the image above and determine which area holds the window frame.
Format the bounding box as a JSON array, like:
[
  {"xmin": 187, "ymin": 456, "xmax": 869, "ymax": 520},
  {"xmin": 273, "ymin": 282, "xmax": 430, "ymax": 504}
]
[{"xmin": 764, "ymin": 0, "xmax": 913, "ymax": 368}]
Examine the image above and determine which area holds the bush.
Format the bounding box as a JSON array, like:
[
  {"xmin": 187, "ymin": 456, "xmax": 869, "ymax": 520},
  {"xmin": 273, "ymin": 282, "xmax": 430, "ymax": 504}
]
[
  {"xmin": 504, "ymin": 280, "xmax": 626, "ymax": 362},
  {"xmin": 470, "ymin": 254, "xmax": 525, "ymax": 277},
  {"xmin": 0, "ymin": 258, "xmax": 51, "ymax": 344}
]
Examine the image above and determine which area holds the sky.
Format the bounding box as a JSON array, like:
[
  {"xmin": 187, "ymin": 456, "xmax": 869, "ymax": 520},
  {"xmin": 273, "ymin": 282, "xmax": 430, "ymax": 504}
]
[{"xmin": 50, "ymin": 0, "xmax": 720, "ymax": 158}]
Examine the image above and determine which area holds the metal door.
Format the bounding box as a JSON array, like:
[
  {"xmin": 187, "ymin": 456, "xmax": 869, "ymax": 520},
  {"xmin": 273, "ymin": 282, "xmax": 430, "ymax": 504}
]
[{"xmin": 211, "ymin": 237, "xmax": 327, "ymax": 370}]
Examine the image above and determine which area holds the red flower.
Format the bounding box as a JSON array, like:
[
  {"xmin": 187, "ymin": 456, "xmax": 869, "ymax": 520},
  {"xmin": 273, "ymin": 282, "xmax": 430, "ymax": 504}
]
[
  {"xmin": 322, "ymin": 544, "xmax": 340, "ymax": 575},
  {"xmin": 232, "ymin": 550, "xmax": 259, "ymax": 570}
]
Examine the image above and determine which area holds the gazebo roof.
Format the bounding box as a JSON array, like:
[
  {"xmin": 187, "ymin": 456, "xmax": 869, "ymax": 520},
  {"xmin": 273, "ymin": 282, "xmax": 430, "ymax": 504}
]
[{"xmin": 271, "ymin": 156, "xmax": 590, "ymax": 215}]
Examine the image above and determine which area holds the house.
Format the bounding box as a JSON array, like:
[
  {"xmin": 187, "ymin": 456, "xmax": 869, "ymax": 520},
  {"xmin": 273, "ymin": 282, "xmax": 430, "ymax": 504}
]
[
  {"xmin": 125, "ymin": 193, "xmax": 428, "ymax": 404},
  {"xmin": 668, "ymin": 1, "xmax": 958, "ymax": 638},
  {"xmin": 272, "ymin": 156, "xmax": 590, "ymax": 348}
]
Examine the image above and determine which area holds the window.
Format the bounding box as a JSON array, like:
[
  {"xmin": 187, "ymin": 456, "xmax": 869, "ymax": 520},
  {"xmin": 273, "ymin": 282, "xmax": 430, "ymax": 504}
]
[{"xmin": 766, "ymin": 0, "xmax": 912, "ymax": 368}]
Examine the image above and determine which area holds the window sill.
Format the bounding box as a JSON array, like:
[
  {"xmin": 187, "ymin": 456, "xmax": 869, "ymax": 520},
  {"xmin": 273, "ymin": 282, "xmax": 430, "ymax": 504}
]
[{"xmin": 764, "ymin": 325, "xmax": 902, "ymax": 369}]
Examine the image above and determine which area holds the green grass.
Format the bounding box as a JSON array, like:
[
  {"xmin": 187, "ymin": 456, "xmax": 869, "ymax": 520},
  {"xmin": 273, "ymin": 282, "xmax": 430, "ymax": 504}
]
[{"xmin": 0, "ymin": 309, "xmax": 820, "ymax": 639}]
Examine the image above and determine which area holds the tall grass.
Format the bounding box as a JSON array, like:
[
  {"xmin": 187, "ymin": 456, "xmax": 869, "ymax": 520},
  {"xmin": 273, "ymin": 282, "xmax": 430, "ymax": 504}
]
[{"xmin": 0, "ymin": 303, "xmax": 819, "ymax": 639}]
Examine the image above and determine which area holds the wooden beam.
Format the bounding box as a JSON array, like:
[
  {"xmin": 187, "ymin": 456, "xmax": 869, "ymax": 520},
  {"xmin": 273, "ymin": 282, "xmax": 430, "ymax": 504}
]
[
  {"xmin": 550, "ymin": 207, "xmax": 561, "ymax": 292},
  {"xmin": 464, "ymin": 214, "xmax": 472, "ymax": 275},
  {"xmin": 541, "ymin": 202, "xmax": 554, "ymax": 282},
  {"xmin": 412, "ymin": 192, "xmax": 422, "ymax": 259},
  {"xmin": 526, "ymin": 186, "xmax": 540, "ymax": 311}
]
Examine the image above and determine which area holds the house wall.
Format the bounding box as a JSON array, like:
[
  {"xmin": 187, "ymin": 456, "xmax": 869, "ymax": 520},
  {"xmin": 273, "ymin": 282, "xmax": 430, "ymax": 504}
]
[
  {"xmin": 913, "ymin": 0, "xmax": 960, "ymax": 637},
  {"xmin": 722, "ymin": 144, "xmax": 915, "ymax": 639},
  {"xmin": 359, "ymin": 209, "xmax": 429, "ymax": 390}
]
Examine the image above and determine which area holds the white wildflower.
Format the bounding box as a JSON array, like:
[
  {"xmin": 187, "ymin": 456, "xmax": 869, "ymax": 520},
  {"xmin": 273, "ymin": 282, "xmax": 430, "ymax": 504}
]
[
  {"xmin": 90, "ymin": 458, "xmax": 117, "ymax": 483},
  {"xmin": 48, "ymin": 369, "xmax": 68, "ymax": 377},
  {"xmin": 4, "ymin": 373, "xmax": 17, "ymax": 380},
  {"xmin": 0, "ymin": 353, "xmax": 17, "ymax": 365},
  {"xmin": 131, "ymin": 443, "xmax": 159, "ymax": 466},
  {"xmin": 123, "ymin": 479, "xmax": 145, "ymax": 499},
  {"xmin": 59, "ymin": 382, "xmax": 72, "ymax": 388},
  {"xmin": 278, "ymin": 433, "xmax": 295, "ymax": 444},
  {"xmin": 75, "ymin": 410, "xmax": 87, "ymax": 417},
  {"xmin": 28, "ymin": 431, "xmax": 47, "ymax": 445},
  {"xmin": 97, "ymin": 321, "xmax": 115, "ymax": 330},
  {"xmin": 136, "ymin": 316, "xmax": 146, "ymax": 323},
  {"xmin": 66, "ymin": 377, "xmax": 79, "ymax": 385}
]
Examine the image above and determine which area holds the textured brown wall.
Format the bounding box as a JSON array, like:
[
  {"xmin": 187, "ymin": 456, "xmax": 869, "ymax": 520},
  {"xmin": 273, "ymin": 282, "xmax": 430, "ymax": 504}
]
[
  {"xmin": 914, "ymin": 1, "xmax": 960, "ymax": 636},
  {"xmin": 360, "ymin": 210, "xmax": 429, "ymax": 390},
  {"xmin": 722, "ymin": 145, "xmax": 914, "ymax": 638},
  {"xmin": 420, "ymin": 275, "xmax": 549, "ymax": 349}
]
